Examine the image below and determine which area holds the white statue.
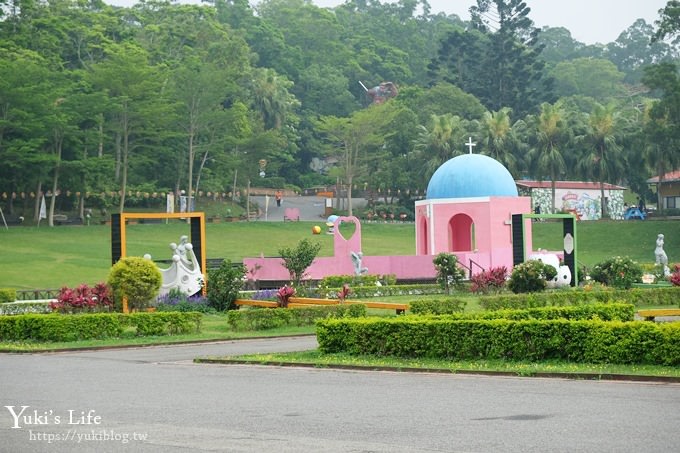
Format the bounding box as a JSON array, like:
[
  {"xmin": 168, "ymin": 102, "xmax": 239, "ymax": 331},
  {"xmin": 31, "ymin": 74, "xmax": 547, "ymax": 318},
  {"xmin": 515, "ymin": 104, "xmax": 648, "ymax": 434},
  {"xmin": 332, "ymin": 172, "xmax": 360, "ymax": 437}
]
[
  {"xmin": 146, "ymin": 236, "xmax": 203, "ymax": 296},
  {"xmin": 527, "ymin": 251, "xmax": 571, "ymax": 288},
  {"xmin": 351, "ymin": 251, "xmax": 368, "ymax": 276},
  {"xmin": 655, "ymin": 233, "xmax": 670, "ymax": 276}
]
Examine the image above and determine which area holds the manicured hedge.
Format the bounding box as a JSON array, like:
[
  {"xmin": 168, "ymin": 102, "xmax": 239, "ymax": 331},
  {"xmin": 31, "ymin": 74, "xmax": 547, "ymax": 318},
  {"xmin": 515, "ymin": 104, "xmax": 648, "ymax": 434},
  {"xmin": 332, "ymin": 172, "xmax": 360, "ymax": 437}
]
[
  {"xmin": 409, "ymin": 298, "xmax": 467, "ymax": 315},
  {"xmin": 426, "ymin": 303, "xmax": 635, "ymax": 322},
  {"xmin": 0, "ymin": 301, "xmax": 52, "ymax": 315},
  {"xmin": 0, "ymin": 312, "xmax": 202, "ymax": 342},
  {"xmin": 316, "ymin": 317, "xmax": 680, "ymax": 365},
  {"xmin": 227, "ymin": 304, "xmax": 366, "ymax": 331},
  {"xmin": 316, "ymin": 284, "xmax": 444, "ymax": 299},
  {"xmin": 478, "ymin": 286, "xmax": 680, "ymax": 311}
]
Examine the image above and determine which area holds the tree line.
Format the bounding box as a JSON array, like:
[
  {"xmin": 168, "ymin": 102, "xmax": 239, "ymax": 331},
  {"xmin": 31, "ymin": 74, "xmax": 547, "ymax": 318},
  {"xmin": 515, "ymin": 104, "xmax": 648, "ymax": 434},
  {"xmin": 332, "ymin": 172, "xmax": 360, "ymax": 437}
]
[{"xmin": 0, "ymin": 0, "xmax": 679, "ymax": 223}]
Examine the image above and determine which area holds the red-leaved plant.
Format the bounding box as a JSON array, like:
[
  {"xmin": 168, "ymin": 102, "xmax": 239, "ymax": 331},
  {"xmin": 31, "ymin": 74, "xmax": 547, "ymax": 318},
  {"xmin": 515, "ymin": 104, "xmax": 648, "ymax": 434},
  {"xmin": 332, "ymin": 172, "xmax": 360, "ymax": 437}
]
[
  {"xmin": 276, "ymin": 285, "xmax": 295, "ymax": 308},
  {"xmin": 50, "ymin": 282, "xmax": 113, "ymax": 313},
  {"xmin": 337, "ymin": 284, "xmax": 351, "ymax": 303},
  {"xmin": 470, "ymin": 266, "xmax": 508, "ymax": 294},
  {"xmin": 670, "ymin": 264, "xmax": 680, "ymax": 287}
]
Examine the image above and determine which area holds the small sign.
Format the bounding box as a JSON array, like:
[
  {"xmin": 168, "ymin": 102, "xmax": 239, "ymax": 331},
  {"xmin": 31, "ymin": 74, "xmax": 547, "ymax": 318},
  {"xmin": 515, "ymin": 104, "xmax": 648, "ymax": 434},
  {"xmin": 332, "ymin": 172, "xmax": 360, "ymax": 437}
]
[{"xmin": 564, "ymin": 233, "xmax": 574, "ymax": 254}]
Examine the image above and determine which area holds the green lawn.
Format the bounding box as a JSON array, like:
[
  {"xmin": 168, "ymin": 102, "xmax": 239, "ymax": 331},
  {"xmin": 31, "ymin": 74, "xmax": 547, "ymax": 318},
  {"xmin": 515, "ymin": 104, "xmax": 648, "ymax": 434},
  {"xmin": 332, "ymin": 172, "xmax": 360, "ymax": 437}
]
[{"xmin": 1, "ymin": 218, "xmax": 678, "ymax": 290}]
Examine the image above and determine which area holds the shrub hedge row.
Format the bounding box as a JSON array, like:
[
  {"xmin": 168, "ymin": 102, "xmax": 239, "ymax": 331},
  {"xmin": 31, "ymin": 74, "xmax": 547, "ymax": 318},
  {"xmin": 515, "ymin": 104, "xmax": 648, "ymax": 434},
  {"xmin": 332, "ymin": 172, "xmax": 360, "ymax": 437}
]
[
  {"xmin": 478, "ymin": 287, "xmax": 680, "ymax": 310},
  {"xmin": 316, "ymin": 284, "xmax": 444, "ymax": 299},
  {"xmin": 422, "ymin": 303, "xmax": 635, "ymax": 322},
  {"xmin": 0, "ymin": 301, "xmax": 52, "ymax": 315},
  {"xmin": 316, "ymin": 317, "xmax": 680, "ymax": 365},
  {"xmin": 227, "ymin": 304, "xmax": 366, "ymax": 331},
  {"xmin": 409, "ymin": 298, "xmax": 467, "ymax": 314},
  {"xmin": 0, "ymin": 312, "xmax": 202, "ymax": 342}
]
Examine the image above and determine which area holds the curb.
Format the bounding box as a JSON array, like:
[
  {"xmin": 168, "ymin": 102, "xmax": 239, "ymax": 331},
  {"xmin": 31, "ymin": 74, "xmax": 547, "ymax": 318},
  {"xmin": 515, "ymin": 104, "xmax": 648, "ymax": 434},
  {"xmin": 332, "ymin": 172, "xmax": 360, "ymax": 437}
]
[{"xmin": 194, "ymin": 358, "xmax": 680, "ymax": 384}]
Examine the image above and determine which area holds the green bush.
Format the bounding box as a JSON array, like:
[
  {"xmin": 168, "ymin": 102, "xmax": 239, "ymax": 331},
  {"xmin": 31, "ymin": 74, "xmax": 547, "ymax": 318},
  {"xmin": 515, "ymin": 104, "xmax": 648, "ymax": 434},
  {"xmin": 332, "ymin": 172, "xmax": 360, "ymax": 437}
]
[
  {"xmin": 0, "ymin": 312, "xmax": 202, "ymax": 342},
  {"xmin": 0, "ymin": 288, "xmax": 16, "ymax": 303},
  {"xmin": 507, "ymin": 260, "xmax": 557, "ymax": 293},
  {"xmin": 107, "ymin": 257, "xmax": 162, "ymax": 311},
  {"xmin": 449, "ymin": 303, "xmax": 635, "ymax": 322},
  {"xmin": 433, "ymin": 253, "xmax": 466, "ymax": 294},
  {"xmin": 316, "ymin": 316, "xmax": 680, "ymax": 365},
  {"xmin": 126, "ymin": 312, "xmax": 202, "ymax": 336},
  {"xmin": 207, "ymin": 260, "xmax": 246, "ymax": 311},
  {"xmin": 0, "ymin": 314, "xmax": 125, "ymax": 342},
  {"xmin": 590, "ymin": 256, "xmax": 643, "ymax": 289},
  {"xmin": 227, "ymin": 304, "xmax": 366, "ymax": 331},
  {"xmin": 409, "ymin": 298, "xmax": 467, "ymax": 315}
]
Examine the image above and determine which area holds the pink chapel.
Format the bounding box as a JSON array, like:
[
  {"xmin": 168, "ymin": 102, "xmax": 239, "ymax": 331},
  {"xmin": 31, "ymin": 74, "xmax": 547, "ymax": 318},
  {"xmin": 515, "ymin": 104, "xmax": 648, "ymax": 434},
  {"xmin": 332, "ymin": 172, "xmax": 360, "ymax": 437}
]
[{"xmin": 243, "ymin": 153, "xmax": 533, "ymax": 284}]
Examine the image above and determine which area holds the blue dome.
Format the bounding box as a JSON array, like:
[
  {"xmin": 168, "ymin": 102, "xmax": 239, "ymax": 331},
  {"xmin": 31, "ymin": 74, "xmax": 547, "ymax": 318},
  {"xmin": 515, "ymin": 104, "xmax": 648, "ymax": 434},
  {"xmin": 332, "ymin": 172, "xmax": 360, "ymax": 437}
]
[{"xmin": 426, "ymin": 154, "xmax": 518, "ymax": 199}]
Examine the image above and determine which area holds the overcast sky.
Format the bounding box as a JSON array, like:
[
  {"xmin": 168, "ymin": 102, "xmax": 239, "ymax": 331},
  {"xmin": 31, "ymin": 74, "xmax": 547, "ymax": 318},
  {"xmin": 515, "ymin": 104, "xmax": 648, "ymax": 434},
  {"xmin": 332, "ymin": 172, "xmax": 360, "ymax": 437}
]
[
  {"xmin": 310, "ymin": 0, "xmax": 669, "ymax": 44},
  {"xmin": 106, "ymin": 0, "xmax": 669, "ymax": 45}
]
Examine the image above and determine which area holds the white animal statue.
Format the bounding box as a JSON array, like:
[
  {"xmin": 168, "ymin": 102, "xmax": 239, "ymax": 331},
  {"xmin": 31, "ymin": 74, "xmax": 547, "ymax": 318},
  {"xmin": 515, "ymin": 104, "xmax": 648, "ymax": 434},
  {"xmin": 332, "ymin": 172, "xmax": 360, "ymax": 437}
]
[
  {"xmin": 527, "ymin": 251, "xmax": 571, "ymax": 288},
  {"xmin": 145, "ymin": 236, "xmax": 203, "ymax": 296}
]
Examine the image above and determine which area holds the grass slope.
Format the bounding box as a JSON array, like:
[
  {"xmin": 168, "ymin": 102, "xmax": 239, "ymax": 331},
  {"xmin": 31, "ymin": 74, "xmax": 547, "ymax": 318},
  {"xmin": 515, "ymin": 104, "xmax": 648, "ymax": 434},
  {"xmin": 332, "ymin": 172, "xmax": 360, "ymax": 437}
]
[{"xmin": 1, "ymin": 219, "xmax": 678, "ymax": 289}]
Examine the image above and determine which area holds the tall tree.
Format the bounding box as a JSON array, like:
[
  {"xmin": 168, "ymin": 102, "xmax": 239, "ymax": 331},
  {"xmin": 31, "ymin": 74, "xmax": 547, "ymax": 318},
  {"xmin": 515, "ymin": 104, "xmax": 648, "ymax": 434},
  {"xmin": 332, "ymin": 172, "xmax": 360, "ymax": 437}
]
[
  {"xmin": 468, "ymin": 0, "xmax": 555, "ymax": 117},
  {"xmin": 478, "ymin": 107, "xmax": 521, "ymax": 176},
  {"xmin": 641, "ymin": 62, "xmax": 680, "ymax": 208},
  {"xmin": 89, "ymin": 42, "xmax": 172, "ymax": 212},
  {"xmin": 576, "ymin": 103, "xmax": 624, "ymax": 218},
  {"xmin": 317, "ymin": 101, "xmax": 401, "ymax": 216},
  {"xmin": 526, "ymin": 102, "xmax": 570, "ymax": 212}
]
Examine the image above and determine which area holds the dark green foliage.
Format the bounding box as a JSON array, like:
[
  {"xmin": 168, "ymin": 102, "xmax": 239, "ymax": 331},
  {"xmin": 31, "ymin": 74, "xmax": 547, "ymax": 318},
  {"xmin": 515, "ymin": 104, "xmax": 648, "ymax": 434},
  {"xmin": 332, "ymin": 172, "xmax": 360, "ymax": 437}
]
[
  {"xmin": 0, "ymin": 312, "xmax": 202, "ymax": 342},
  {"xmin": 409, "ymin": 298, "xmax": 467, "ymax": 315},
  {"xmin": 590, "ymin": 256, "xmax": 643, "ymax": 289},
  {"xmin": 0, "ymin": 289, "xmax": 16, "ymax": 303},
  {"xmin": 479, "ymin": 286, "xmax": 680, "ymax": 310},
  {"xmin": 107, "ymin": 257, "xmax": 162, "ymax": 311},
  {"xmin": 433, "ymin": 253, "xmax": 466, "ymax": 294},
  {"xmin": 316, "ymin": 315, "xmax": 680, "ymax": 365},
  {"xmin": 126, "ymin": 312, "xmax": 202, "ymax": 336},
  {"xmin": 207, "ymin": 260, "xmax": 246, "ymax": 311},
  {"xmin": 226, "ymin": 304, "xmax": 366, "ymax": 331},
  {"xmin": 507, "ymin": 260, "xmax": 558, "ymax": 293},
  {"xmin": 278, "ymin": 238, "xmax": 322, "ymax": 287}
]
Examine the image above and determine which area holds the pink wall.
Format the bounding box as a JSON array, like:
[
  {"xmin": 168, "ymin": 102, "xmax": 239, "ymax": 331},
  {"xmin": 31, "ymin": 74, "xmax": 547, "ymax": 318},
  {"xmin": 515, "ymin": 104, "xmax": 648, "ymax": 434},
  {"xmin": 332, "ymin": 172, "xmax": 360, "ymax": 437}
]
[
  {"xmin": 415, "ymin": 196, "xmax": 532, "ymax": 271},
  {"xmin": 243, "ymin": 197, "xmax": 533, "ymax": 285}
]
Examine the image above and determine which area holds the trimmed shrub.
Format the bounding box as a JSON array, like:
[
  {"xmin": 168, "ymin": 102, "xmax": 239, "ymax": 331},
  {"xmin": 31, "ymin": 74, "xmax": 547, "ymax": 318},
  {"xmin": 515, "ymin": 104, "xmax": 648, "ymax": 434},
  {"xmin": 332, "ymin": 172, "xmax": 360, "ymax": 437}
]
[
  {"xmin": 409, "ymin": 298, "xmax": 467, "ymax": 315},
  {"xmin": 478, "ymin": 286, "xmax": 680, "ymax": 311},
  {"xmin": 590, "ymin": 256, "xmax": 643, "ymax": 289},
  {"xmin": 0, "ymin": 312, "xmax": 202, "ymax": 342},
  {"xmin": 226, "ymin": 304, "xmax": 366, "ymax": 331},
  {"xmin": 107, "ymin": 257, "xmax": 162, "ymax": 311},
  {"xmin": 0, "ymin": 288, "xmax": 16, "ymax": 303},
  {"xmin": 507, "ymin": 260, "xmax": 557, "ymax": 293},
  {"xmin": 126, "ymin": 312, "xmax": 202, "ymax": 336},
  {"xmin": 316, "ymin": 316, "xmax": 680, "ymax": 365}
]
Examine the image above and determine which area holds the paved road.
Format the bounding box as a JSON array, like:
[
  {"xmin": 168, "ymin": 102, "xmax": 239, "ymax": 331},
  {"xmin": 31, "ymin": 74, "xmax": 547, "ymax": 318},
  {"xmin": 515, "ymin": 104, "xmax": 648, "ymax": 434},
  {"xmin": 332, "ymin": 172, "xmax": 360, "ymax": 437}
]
[
  {"xmin": 249, "ymin": 195, "xmax": 367, "ymax": 222},
  {"xmin": 2, "ymin": 337, "xmax": 679, "ymax": 452}
]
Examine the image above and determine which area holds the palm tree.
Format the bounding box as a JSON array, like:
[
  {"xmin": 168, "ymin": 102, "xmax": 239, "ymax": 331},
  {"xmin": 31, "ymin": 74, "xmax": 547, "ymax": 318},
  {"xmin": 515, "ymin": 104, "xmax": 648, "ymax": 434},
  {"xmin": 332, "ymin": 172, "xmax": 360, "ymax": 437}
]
[
  {"xmin": 576, "ymin": 103, "xmax": 624, "ymax": 219},
  {"xmin": 478, "ymin": 107, "xmax": 520, "ymax": 176},
  {"xmin": 526, "ymin": 102, "xmax": 569, "ymax": 213},
  {"xmin": 250, "ymin": 68, "xmax": 300, "ymax": 130},
  {"xmin": 412, "ymin": 113, "xmax": 468, "ymax": 184}
]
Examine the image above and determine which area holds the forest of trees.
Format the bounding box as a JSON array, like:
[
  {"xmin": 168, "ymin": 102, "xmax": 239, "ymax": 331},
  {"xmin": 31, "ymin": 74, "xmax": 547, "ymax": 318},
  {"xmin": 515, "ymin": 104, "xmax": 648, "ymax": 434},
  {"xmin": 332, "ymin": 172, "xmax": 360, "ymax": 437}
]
[{"xmin": 1, "ymin": 0, "xmax": 679, "ymax": 222}]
